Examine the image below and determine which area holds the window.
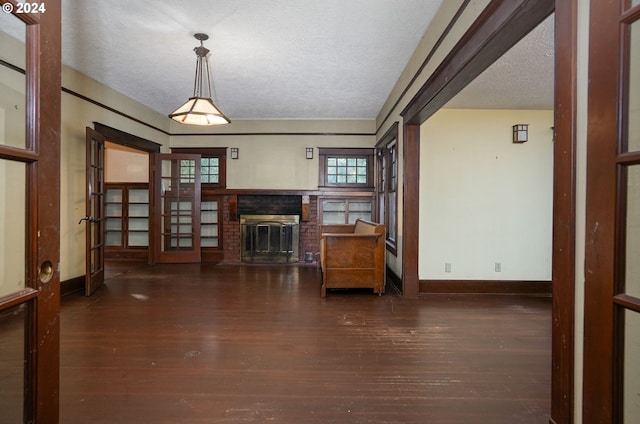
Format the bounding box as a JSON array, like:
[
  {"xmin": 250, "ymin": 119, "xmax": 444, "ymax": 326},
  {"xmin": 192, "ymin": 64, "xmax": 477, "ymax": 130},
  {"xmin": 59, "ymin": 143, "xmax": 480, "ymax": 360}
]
[
  {"xmin": 320, "ymin": 197, "xmax": 373, "ymax": 224},
  {"xmin": 201, "ymin": 157, "xmax": 220, "ymax": 184},
  {"xmin": 376, "ymin": 122, "xmax": 399, "ymax": 254},
  {"xmin": 172, "ymin": 147, "xmax": 227, "ymax": 188},
  {"xmin": 327, "ymin": 157, "xmax": 368, "ymax": 184},
  {"xmin": 318, "ymin": 148, "xmax": 374, "ymax": 188},
  {"xmin": 179, "ymin": 160, "xmax": 196, "ymax": 183}
]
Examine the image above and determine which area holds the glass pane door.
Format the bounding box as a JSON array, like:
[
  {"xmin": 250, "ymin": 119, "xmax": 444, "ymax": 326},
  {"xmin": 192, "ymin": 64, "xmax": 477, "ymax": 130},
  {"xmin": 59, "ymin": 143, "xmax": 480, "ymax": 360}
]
[
  {"xmin": 155, "ymin": 154, "xmax": 201, "ymax": 263},
  {"xmin": 85, "ymin": 128, "xmax": 106, "ymax": 296},
  {"xmin": 617, "ymin": 9, "xmax": 640, "ymax": 423},
  {"xmin": 0, "ymin": 6, "xmax": 61, "ymax": 421},
  {"xmin": 0, "ymin": 160, "xmax": 26, "ymax": 294},
  {"xmin": 0, "ymin": 303, "xmax": 27, "ymax": 423}
]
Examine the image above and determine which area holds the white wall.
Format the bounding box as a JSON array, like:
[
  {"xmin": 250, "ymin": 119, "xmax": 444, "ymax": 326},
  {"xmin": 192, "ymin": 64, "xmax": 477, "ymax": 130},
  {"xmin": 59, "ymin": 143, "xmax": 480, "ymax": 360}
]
[
  {"xmin": 419, "ymin": 109, "xmax": 553, "ymax": 280},
  {"xmin": 375, "ymin": 0, "xmax": 492, "ymax": 277},
  {"xmin": 170, "ymin": 120, "xmax": 375, "ymax": 190}
]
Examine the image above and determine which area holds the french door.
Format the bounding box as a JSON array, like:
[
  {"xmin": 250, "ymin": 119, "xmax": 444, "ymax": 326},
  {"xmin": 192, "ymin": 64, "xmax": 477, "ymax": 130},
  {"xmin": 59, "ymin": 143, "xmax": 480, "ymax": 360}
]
[
  {"xmin": 83, "ymin": 128, "xmax": 106, "ymax": 295},
  {"xmin": 584, "ymin": 0, "xmax": 640, "ymax": 422},
  {"xmin": 0, "ymin": 1, "xmax": 61, "ymax": 422},
  {"xmin": 153, "ymin": 154, "xmax": 202, "ymax": 263}
]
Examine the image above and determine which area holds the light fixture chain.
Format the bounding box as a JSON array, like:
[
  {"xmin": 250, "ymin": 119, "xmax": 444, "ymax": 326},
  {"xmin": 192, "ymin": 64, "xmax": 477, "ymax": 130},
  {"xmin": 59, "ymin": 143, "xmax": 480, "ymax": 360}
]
[{"xmin": 205, "ymin": 57, "xmax": 216, "ymax": 101}]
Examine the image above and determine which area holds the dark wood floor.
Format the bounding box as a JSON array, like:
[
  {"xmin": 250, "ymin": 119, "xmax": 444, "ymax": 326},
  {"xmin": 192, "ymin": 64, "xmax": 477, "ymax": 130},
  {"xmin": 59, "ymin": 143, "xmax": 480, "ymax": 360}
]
[{"xmin": 58, "ymin": 262, "xmax": 551, "ymax": 424}]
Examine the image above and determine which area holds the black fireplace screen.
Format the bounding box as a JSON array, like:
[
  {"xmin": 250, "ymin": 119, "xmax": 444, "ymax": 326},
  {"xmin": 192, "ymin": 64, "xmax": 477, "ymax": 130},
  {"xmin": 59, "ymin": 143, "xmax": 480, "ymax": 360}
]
[{"xmin": 240, "ymin": 215, "xmax": 300, "ymax": 263}]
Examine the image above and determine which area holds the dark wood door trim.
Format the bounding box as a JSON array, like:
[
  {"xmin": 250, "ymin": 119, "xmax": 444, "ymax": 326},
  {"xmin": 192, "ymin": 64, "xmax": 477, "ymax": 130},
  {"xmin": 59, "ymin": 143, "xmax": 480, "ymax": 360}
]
[
  {"xmin": 550, "ymin": 1, "xmax": 578, "ymax": 423},
  {"xmin": 34, "ymin": 1, "xmax": 62, "ymax": 421},
  {"xmin": 582, "ymin": 0, "xmax": 636, "ymax": 422},
  {"xmin": 401, "ymin": 123, "xmax": 420, "ymax": 298},
  {"xmin": 399, "ymin": 1, "xmax": 576, "ymax": 423},
  {"xmin": 401, "ymin": 0, "xmax": 554, "ymax": 125},
  {"xmin": 93, "ymin": 122, "xmax": 161, "ymax": 153},
  {"xmin": 85, "ymin": 128, "xmax": 106, "ymax": 296}
]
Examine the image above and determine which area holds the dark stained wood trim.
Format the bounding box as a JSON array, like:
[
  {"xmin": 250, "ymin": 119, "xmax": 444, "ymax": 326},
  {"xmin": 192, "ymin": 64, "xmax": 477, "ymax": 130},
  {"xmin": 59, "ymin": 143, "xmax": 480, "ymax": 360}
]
[
  {"xmin": 204, "ymin": 188, "xmax": 374, "ymax": 197},
  {"xmin": 172, "ymin": 147, "xmax": 228, "ymax": 155},
  {"xmin": 0, "ymin": 58, "xmax": 25, "ymax": 74},
  {"xmin": 400, "ymin": 0, "xmax": 574, "ymax": 421},
  {"xmin": 401, "ymin": 0, "xmax": 555, "ymax": 125},
  {"xmin": 375, "ymin": 0, "xmax": 472, "ymax": 135},
  {"xmin": 582, "ymin": 0, "xmax": 620, "ymax": 422},
  {"xmin": 2, "ymin": 0, "xmax": 41, "ymax": 24},
  {"xmin": 551, "ymin": 1, "xmax": 577, "ymax": 423},
  {"xmin": 171, "ymin": 132, "xmax": 375, "ymax": 137},
  {"xmin": 33, "ymin": 1, "xmax": 62, "ymax": 421},
  {"xmin": 94, "ymin": 123, "xmax": 161, "ymax": 153},
  {"xmin": 317, "ymin": 148, "xmax": 375, "ymax": 189},
  {"xmin": 25, "ymin": 17, "xmax": 40, "ymax": 421},
  {"xmin": 613, "ymin": 294, "xmax": 640, "ymax": 313},
  {"xmin": 62, "ymin": 87, "xmax": 170, "ymax": 135},
  {"xmin": 385, "ymin": 265, "xmax": 402, "ymax": 295},
  {"xmin": 375, "ymin": 122, "xmax": 399, "ymax": 149},
  {"xmin": 0, "ymin": 144, "xmax": 39, "ymax": 162},
  {"xmin": 60, "ymin": 275, "xmax": 85, "ymax": 297},
  {"xmin": 0, "ymin": 289, "xmax": 39, "ymax": 310},
  {"xmin": 401, "ymin": 123, "xmax": 420, "ymax": 298},
  {"xmin": 419, "ymin": 280, "xmax": 552, "ymax": 295}
]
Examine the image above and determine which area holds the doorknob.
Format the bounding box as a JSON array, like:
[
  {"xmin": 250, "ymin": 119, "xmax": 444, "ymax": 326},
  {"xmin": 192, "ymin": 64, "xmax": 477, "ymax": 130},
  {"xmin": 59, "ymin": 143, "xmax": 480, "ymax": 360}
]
[{"xmin": 78, "ymin": 216, "xmax": 99, "ymax": 224}]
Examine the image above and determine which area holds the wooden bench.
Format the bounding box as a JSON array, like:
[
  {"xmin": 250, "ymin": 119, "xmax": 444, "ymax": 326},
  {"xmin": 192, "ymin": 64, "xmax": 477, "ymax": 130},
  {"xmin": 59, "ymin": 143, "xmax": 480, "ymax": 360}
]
[{"xmin": 319, "ymin": 219, "xmax": 386, "ymax": 297}]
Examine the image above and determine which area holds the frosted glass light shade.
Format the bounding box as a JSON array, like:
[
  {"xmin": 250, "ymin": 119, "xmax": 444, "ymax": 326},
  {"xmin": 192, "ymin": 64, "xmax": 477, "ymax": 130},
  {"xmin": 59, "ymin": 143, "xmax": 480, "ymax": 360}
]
[{"xmin": 169, "ymin": 97, "xmax": 231, "ymax": 126}]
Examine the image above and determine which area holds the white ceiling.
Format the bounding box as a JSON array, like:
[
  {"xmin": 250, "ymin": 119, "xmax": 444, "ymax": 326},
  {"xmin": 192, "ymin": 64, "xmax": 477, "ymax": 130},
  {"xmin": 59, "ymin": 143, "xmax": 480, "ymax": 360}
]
[
  {"xmin": 446, "ymin": 14, "xmax": 554, "ymax": 110},
  {"xmin": 1, "ymin": 1, "xmax": 554, "ymax": 120}
]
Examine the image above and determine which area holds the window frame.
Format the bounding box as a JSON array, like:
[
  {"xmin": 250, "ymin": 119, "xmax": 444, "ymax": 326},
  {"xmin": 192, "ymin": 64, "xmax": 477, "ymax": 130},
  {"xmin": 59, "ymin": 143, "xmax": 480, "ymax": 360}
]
[
  {"xmin": 171, "ymin": 147, "xmax": 227, "ymax": 189},
  {"xmin": 376, "ymin": 122, "xmax": 399, "ymax": 255},
  {"xmin": 318, "ymin": 196, "xmax": 375, "ymax": 225},
  {"xmin": 318, "ymin": 148, "xmax": 375, "ymax": 189}
]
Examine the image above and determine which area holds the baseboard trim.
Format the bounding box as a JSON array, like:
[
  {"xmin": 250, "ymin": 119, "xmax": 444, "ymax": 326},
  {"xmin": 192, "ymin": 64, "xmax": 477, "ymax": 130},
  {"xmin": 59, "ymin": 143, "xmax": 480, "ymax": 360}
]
[
  {"xmin": 419, "ymin": 279, "xmax": 552, "ymax": 295},
  {"xmin": 386, "ymin": 266, "xmax": 402, "ymax": 294},
  {"xmin": 61, "ymin": 275, "xmax": 84, "ymax": 296}
]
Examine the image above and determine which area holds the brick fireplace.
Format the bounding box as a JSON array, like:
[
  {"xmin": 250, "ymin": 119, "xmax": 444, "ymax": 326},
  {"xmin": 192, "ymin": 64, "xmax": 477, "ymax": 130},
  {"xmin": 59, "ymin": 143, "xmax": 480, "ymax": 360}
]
[
  {"xmin": 220, "ymin": 194, "xmax": 318, "ymax": 264},
  {"xmin": 240, "ymin": 215, "xmax": 300, "ymax": 263}
]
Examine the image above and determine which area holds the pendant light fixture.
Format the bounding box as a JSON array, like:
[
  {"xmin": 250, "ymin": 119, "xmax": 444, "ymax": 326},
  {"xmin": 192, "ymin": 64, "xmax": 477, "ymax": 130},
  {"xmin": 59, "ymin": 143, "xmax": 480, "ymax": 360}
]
[{"xmin": 169, "ymin": 33, "xmax": 230, "ymax": 126}]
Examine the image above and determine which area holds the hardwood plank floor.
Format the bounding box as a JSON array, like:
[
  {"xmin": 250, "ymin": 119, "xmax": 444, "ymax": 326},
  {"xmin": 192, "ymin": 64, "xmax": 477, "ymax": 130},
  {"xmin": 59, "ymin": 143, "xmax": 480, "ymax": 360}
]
[{"xmin": 59, "ymin": 263, "xmax": 551, "ymax": 424}]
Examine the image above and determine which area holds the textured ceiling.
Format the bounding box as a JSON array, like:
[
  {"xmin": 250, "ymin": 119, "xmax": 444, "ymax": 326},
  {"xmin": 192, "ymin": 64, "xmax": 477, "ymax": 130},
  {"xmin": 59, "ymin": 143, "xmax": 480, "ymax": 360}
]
[
  {"xmin": 1, "ymin": 1, "xmax": 554, "ymax": 120},
  {"xmin": 445, "ymin": 14, "xmax": 554, "ymax": 110}
]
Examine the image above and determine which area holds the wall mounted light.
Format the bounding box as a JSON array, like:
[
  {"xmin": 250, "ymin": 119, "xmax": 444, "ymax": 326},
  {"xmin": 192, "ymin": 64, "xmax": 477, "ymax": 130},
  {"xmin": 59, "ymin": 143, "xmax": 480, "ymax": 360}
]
[
  {"xmin": 513, "ymin": 124, "xmax": 528, "ymax": 143},
  {"xmin": 306, "ymin": 147, "xmax": 314, "ymax": 159},
  {"xmin": 169, "ymin": 33, "xmax": 231, "ymax": 126},
  {"xmin": 230, "ymin": 147, "xmax": 239, "ymax": 159}
]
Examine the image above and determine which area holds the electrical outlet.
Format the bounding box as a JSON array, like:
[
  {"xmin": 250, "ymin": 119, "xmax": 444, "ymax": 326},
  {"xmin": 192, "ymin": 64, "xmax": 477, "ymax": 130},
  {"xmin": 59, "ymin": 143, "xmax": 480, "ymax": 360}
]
[
  {"xmin": 495, "ymin": 262, "xmax": 502, "ymax": 272},
  {"xmin": 445, "ymin": 262, "xmax": 452, "ymax": 273}
]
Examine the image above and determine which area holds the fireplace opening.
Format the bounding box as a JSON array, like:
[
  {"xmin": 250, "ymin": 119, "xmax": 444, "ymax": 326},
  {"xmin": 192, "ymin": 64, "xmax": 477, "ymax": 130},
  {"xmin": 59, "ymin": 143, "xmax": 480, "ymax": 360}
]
[{"xmin": 240, "ymin": 215, "xmax": 300, "ymax": 263}]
